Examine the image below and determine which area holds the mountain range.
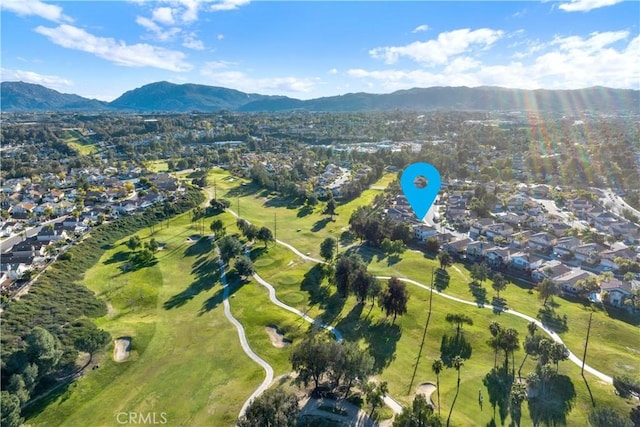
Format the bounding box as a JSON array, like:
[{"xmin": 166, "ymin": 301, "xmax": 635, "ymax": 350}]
[{"xmin": 2, "ymin": 81, "xmax": 638, "ymax": 114}]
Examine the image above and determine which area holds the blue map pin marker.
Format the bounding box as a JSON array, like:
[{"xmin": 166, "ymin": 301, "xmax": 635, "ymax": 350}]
[{"xmin": 400, "ymin": 162, "xmax": 441, "ymax": 221}]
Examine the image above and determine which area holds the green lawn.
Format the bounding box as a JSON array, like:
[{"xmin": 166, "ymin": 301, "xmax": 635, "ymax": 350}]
[
  {"xmin": 63, "ymin": 130, "xmax": 98, "ymax": 155},
  {"xmin": 247, "ymin": 244, "xmax": 635, "ymax": 426},
  {"xmin": 144, "ymin": 160, "xmax": 169, "ymax": 173},
  {"xmin": 26, "ymin": 212, "xmax": 265, "ymax": 427},
  {"xmin": 26, "ymin": 172, "xmax": 638, "ymax": 427},
  {"xmin": 205, "ymin": 168, "xmax": 395, "ymax": 258}
]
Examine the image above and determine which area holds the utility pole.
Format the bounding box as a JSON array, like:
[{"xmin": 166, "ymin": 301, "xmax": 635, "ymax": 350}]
[
  {"xmin": 274, "ymin": 212, "xmax": 277, "ymax": 242},
  {"xmin": 581, "ymin": 311, "xmax": 593, "ymax": 376}
]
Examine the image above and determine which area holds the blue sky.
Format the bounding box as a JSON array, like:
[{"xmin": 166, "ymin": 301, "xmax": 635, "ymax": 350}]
[{"xmin": 1, "ymin": 0, "xmax": 638, "ymax": 101}]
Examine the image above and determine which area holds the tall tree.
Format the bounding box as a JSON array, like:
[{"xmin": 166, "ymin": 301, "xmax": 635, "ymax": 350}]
[
  {"xmin": 319, "ymin": 237, "xmax": 337, "ymax": 264},
  {"xmin": 334, "ymin": 254, "xmax": 365, "ymax": 298},
  {"xmin": 393, "ymin": 394, "xmax": 442, "ymax": 427},
  {"xmin": 432, "ymin": 358, "xmax": 444, "ymax": 417},
  {"xmin": 379, "ymin": 277, "xmax": 409, "ymax": 323},
  {"xmin": 235, "ymin": 256, "xmax": 255, "ymax": 280},
  {"xmin": 127, "ymin": 235, "xmax": 141, "ymax": 252},
  {"xmin": 437, "ymin": 250, "xmax": 452, "ymax": 270},
  {"xmin": 500, "ymin": 328, "xmax": 520, "ymax": 377},
  {"xmin": 218, "ymin": 235, "xmax": 243, "ymax": 264},
  {"xmin": 364, "ymin": 381, "xmax": 388, "ymax": 417},
  {"xmin": 237, "ymin": 388, "xmax": 299, "ymax": 427},
  {"xmin": 26, "ymin": 326, "xmax": 62, "ymax": 376},
  {"xmin": 445, "ymin": 313, "xmax": 473, "ymax": 337},
  {"xmin": 537, "ymin": 278, "xmax": 558, "ymax": 306},
  {"xmin": 491, "ymin": 273, "xmax": 508, "ymax": 299},
  {"xmin": 324, "ymin": 196, "xmax": 337, "ymax": 220},
  {"xmin": 488, "ymin": 321, "xmax": 502, "ymax": 368},
  {"xmin": 353, "ymin": 269, "xmax": 375, "ymax": 304},
  {"xmin": 290, "ymin": 333, "xmax": 333, "ymax": 389},
  {"xmin": 209, "ymin": 219, "xmax": 225, "ymax": 237},
  {"xmin": 447, "ymin": 356, "xmax": 465, "ymax": 427},
  {"xmin": 257, "ymin": 226, "xmax": 274, "ymax": 247}
]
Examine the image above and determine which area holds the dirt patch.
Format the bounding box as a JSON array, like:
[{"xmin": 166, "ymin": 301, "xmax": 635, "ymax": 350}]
[
  {"xmin": 113, "ymin": 337, "xmax": 131, "ymax": 362},
  {"xmin": 416, "ymin": 382, "xmax": 437, "ymax": 406},
  {"xmin": 265, "ymin": 325, "xmax": 292, "ymax": 348}
]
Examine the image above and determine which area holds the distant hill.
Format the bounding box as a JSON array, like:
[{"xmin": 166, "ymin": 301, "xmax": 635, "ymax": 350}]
[
  {"xmin": 0, "ymin": 81, "xmax": 109, "ymax": 112},
  {"xmin": 2, "ymin": 80, "xmax": 638, "ymax": 114},
  {"xmin": 240, "ymin": 86, "xmax": 640, "ymax": 114},
  {"xmin": 108, "ymin": 81, "xmax": 275, "ymax": 112}
]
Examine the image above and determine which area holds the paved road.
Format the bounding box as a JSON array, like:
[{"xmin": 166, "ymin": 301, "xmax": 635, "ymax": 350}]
[
  {"xmin": 216, "ymin": 250, "xmax": 274, "ymax": 418},
  {"xmin": 0, "ymin": 216, "xmax": 67, "ymax": 253}
]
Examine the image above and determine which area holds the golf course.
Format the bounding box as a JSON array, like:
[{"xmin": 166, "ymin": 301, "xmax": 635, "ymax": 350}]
[{"xmin": 24, "ymin": 168, "xmax": 639, "ymax": 426}]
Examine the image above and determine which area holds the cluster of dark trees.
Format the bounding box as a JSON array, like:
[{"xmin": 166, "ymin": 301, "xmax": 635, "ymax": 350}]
[
  {"xmin": 290, "ymin": 332, "xmax": 374, "ymax": 395},
  {"xmin": 349, "ymin": 205, "xmax": 412, "ymax": 248},
  {"xmin": 333, "ymin": 254, "xmax": 409, "ymax": 323}
]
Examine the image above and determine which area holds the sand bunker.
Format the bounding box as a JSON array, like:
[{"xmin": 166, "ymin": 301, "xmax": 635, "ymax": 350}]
[
  {"xmin": 416, "ymin": 382, "xmax": 437, "ymax": 406},
  {"xmin": 265, "ymin": 325, "xmax": 292, "ymax": 348},
  {"xmin": 113, "ymin": 337, "xmax": 131, "ymax": 362}
]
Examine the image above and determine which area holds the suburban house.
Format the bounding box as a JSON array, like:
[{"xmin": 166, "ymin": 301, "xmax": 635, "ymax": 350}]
[
  {"xmin": 413, "ymin": 224, "xmax": 438, "ymax": 242},
  {"xmin": 443, "ymin": 238, "xmax": 472, "ymax": 256},
  {"xmin": 528, "ymin": 232, "xmax": 557, "ymax": 253},
  {"xmin": 556, "ymin": 269, "xmax": 595, "ymax": 295},
  {"xmin": 466, "ymin": 241, "xmax": 495, "ymax": 259},
  {"xmin": 485, "ymin": 247, "xmax": 511, "ymax": 267},
  {"xmin": 509, "ymin": 251, "xmax": 545, "ymax": 271},
  {"xmin": 574, "ymin": 243, "xmax": 606, "ymax": 264},
  {"xmin": 599, "ymin": 278, "xmax": 634, "ymax": 307},
  {"xmin": 36, "ymin": 227, "xmax": 68, "ymax": 242},
  {"xmin": 484, "ymin": 223, "xmax": 514, "ymax": 241},
  {"xmin": 532, "ymin": 260, "xmax": 572, "ymax": 282},
  {"xmin": 553, "ymin": 236, "xmax": 583, "ymax": 257},
  {"xmin": 470, "ymin": 218, "xmax": 494, "ymax": 238}
]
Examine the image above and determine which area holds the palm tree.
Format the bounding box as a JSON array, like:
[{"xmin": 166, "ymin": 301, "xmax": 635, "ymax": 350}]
[
  {"xmin": 518, "ymin": 322, "xmax": 538, "ymax": 378},
  {"xmin": 501, "ymin": 328, "xmax": 520, "ymax": 377},
  {"xmin": 509, "ymin": 381, "xmax": 528, "ymax": 427},
  {"xmin": 488, "ymin": 321, "xmax": 502, "ymax": 368},
  {"xmin": 446, "ymin": 356, "xmax": 464, "ymax": 427},
  {"xmin": 432, "ymin": 358, "xmax": 444, "ymax": 417}
]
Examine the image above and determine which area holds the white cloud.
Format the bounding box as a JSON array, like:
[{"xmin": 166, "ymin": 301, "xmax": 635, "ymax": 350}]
[
  {"xmin": 152, "ymin": 7, "xmax": 175, "ymax": 25},
  {"xmin": 349, "ymin": 31, "xmax": 639, "ymax": 90},
  {"xmin": 210, "ymin": 0, "xmax": 250, "ymax": 12},
  {"xmin": 558, "ymin": 0, "xmax": 624, "ymax": 12},
  {"xmin": 182, "ymin": 33, "xmax": 205, "ymax": 50},
  {"xmin": 412, "ymin": 24, "xmax": 429, "ymax": 33},
  {"xmin": 1, "ymin": 68, "xmax": 74, "ymax": 90},
  {"xmin": 201, "ymin": 66, "xmax": 319, "ymax": 94},
  {"xmin": 217, "ymin": 34, "xmax": 225, "ymax": 40},
  {"xmin": 35, "ymin": 24, "xmax": 192, "ymax": 72},
  {"xmin": 1, "ymin": 0, "xmax": 71, "ymax": 23},
  {"xmin": 178, "ymin": 0, "xmax": 200, "ymax": 23},
  {"xmin": 136, "ymin": 16, "xmax": 181, "ymax": 41},
  {"xmin": 370, "ymin": 28, "xmax": 504, "ymax": 65},
  {"xmin": 328, "ymin": 68, "xmax": 338, "ymax": 75}
]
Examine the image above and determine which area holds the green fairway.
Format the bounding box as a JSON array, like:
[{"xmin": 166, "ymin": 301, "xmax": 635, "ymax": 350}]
[
  {"xmin": 63, "ymin": 130, "xmax": 98, "ymax": 155},
  {"xmin": 26, "ymin": 212, "xmax": 265, "ymax": 427},
  {"xmin": 26, "ymin": 173, "xmax": 638, "ymax": 427},
  {"xmin": 144, "ymin": 160, "xmax": 169, "ymax": 172},
  {"xmin": 206, "ymin": 168, "xmax": 395, "ymax": 258}
]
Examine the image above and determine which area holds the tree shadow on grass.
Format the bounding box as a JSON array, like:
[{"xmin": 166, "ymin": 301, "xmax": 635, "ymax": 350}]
[
  {"xmin": 163, "ymin": 256, "xmax": 220, "ymax": 310},
  {"xmin": 301, "ymin": 264, "xmax": 332, "ymax": 308},
  {"xmin": 103, "ymin": 250, "xmax": 130, "ymax": 265},
  {"xmin": 199, "ymin": 270, "xmax": 244, "ymax": 315},
  {"xmin": 225, "ymin": 183, "xmax": 261, "ymax": 198},
  {"xmin": 469, "ymin": 282, "xmax": 488, "ymax": 307},
  {"xmin": 311, "ymin": 217, "xmax": 331, "ymax": 232},
  {"xmin": 527, "ymin": 374, "xmax": 576, "ymax": 426},
  {"xmin": 22, "ymin": 380, "xmax": 72, "ymax": 420},
  {"xmin": 387, "ymin": 254, "xmax": 401, "ymax": 266},
  {"xmin": 336, "ymin": 306, "xmax": 401, "ymax": 371},
  {"xmin": 297, "ymin": 205, "xmax": 314, "ymax": 218},
  {"xmin": 183, "ymin": 238, "xmax": 213, "ymax": 257},
  {"xmin": 440, "ymin": 333, "xmax": 472, "ymax": 367},
  {"xmin": 434, "ymin": 268, "xmax": 450, "ymax": 291},
  {"xmin": 536, "ymin": 306, "xmax": 568, "ymax": 333},
  {"xmin": 492, "ymin": 297, "xmax": 507, "ymax": 315},
  {"xmin": 483, "ymin": 367, "xmax": 513, "ymax": 425},
  {"xmin": 340, "ymin": 231, "xmax": 356, "ymax": 246}
]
